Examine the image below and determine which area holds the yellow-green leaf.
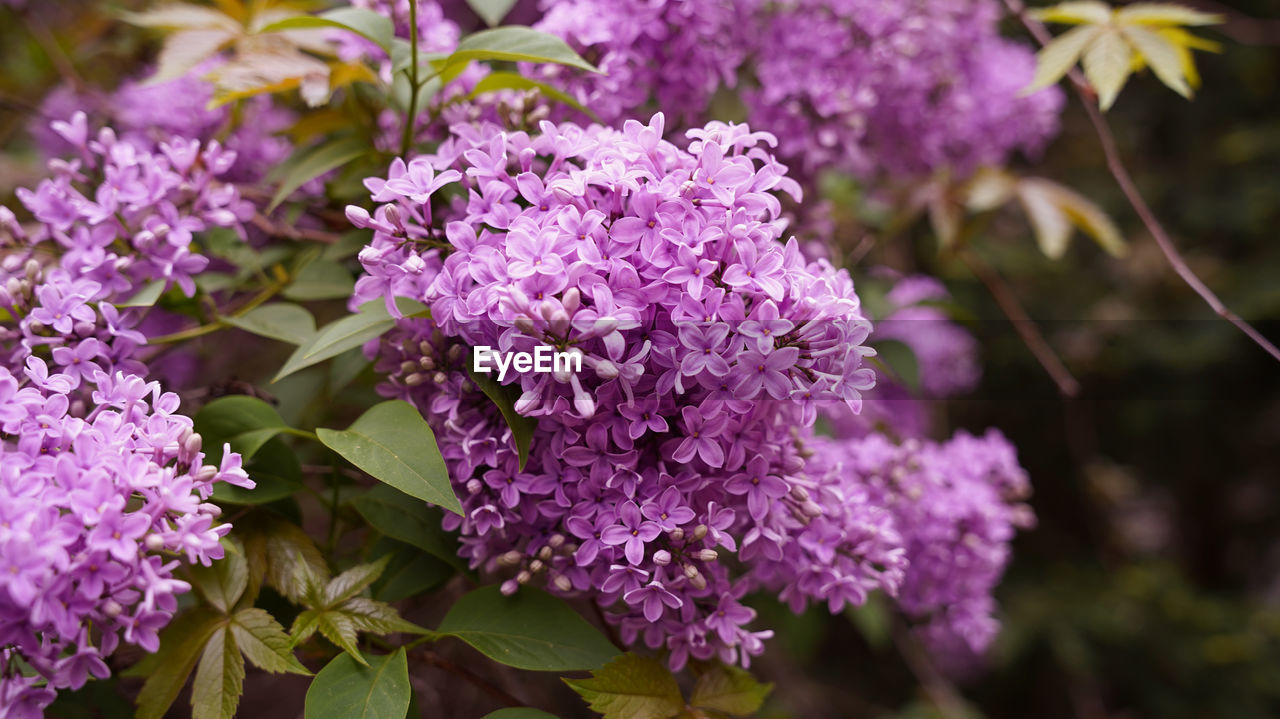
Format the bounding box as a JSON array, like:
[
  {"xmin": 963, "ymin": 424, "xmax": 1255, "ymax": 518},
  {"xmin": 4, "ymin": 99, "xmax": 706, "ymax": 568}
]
[
  {"xmin": 120, "ymin": 4, "xmax": 241, "ymax": 32},
  {"xmin": 564, "ymin": 654, "xmax": 684, "ymax": 719},
  {"xmin": 690, "ymin": 664, "xmax": 772, "ymax": 716},
  {"xmin": 1082, "ymin": 28, "xmax": 1134, "ymax": 110},
  {"xmin": 1026, "ymin": 24, "xmax": 1102, "ymax": 93},
  {"xmin": 133, "ymin": 609, "xmax": 225, "ymax": 719},
  {"xmin": 231, "ymin": 608, "xmax": 312, "ymax": 675},
  {"xmin": 149, "ymin": 29, "xmax": 236, "ymax": 85},
  {"xmin": 1123, "ymin": 25, "xmax": 1191, "ymax": 97},
  {"xmin": 1116, "ymin": 3, "xmax": 1222, "ymax": 27},
  {"xmin": 1016, "ymin": 181, "xmax": 1074, "ymax": 259},
  {"xmin": 1032, "ymin": 1, "xmax": 1112, "ymax": 25},
  {"xmin": 191, "ymin": 626, "xmax": 245, "ymax": 719}
]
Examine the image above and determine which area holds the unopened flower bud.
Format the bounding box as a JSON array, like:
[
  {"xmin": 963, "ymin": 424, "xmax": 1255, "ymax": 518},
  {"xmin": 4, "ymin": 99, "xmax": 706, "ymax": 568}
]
[
  {"xmin": 466, "ymin": 479, "xmax": 483, "ymax": 495},
  {"xmin": 802, "ymin": 500, "xmax": 823, "ymax": 518},
  {"xmin": 500, "ymin": 579, "xmax": 519, "ymax": 596},
  {"xmin": 418, "ymin": 356, "xmax": 436, "ymax": 371},
  {"xmin": 562, "ymin": 287, "xmax": 581, "ymax": 314},
  {"xmin": 693, "ymin": 548, "xmax": 718, "ymax": 562},
  {"xmin": 196, "ymin": 465, "xmax": 219, "ymax": 483},
  {"xmin": 790, "ymin": 485, "xmax": 810, "ymax": 502},
  {"xmin": 553, "ymin": 574, "xmax": 573, "ymax": 592},
  {"xmin": 498, "ymin": 550, "xmax": 523, "ymax": 567},
  {"xmin": 24, "ymin": 259, "xmax": 41, "ymax": 281},
  {"xmin": 537, "ymin": 545, "xmax": 553, "ymax": 561},
  {"xmin": 683, "ymin": 563, "xmax": 699, "ymax": 580},
  {"xmin": 690, "ymin": 524, "xmax": 709, "ymax": 542},
  {"xmin": 184, "ymin": 432, "xmax": 203, "ymax": 456},
  {"xmin": 103, "ymin": 600, "xmax": 124, "ymax": 617},
  {"xmin": 668, "ymin": 528, "xmax": 684, "ymax": 542},
  {"xmin": 514, "ymin": 316, "xmax": 537, "ymax": 335},
  {"xmin": 688, "ymin": 572, "xmax": 707, "ymax": 591},
  {"xmin": 529, "ymin": 559, "xmax": 544, "ymax": 573},
  {"xmin": 404, "ymin": 372, "xmax": 425, "ymax": 386},
  {"xmin": 653, "ymin": 549, "xmax": 672, "ymax": 566},
  {"xmin": 401, "ymin": 361, "xmax": 418, "ymax": 375},
  {"xmin": 548, "ymin": 533, "xmax": 565, "ymax": 549},
  {"xmin": 516, "ymin": 570, "xmax": 532, "ymax": 584},
  {"xmin": 144, "ymin": 534, "xmax": 166, "ymax": 552}
]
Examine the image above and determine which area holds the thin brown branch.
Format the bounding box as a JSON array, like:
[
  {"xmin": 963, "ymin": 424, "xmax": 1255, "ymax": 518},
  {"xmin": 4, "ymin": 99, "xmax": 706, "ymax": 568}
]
[
  {"xmin": 892, "ymin": 619, "xmax": 970, "ymax": 719},
  {"xmin": 1003, "ymin": 0, "xmax": 1280, "ymax": 364},
  {"xmin": 960, "ymin": 249, "xmax": 1082, "ymax": 398},
  {"xmin": 414, "ymin": 648, "xmax": 526, "ymax": 709},
  {"xmin": 251, "ymin": 212, "xmax": 343, "ymax": 245}
]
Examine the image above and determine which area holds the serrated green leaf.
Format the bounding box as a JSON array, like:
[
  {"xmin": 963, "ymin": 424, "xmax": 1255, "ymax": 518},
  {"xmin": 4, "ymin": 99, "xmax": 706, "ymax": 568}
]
[
  {"xmin": 467, "ymin": 0, "xmax": 518, "ymax": 27},
  {"xmin": 274, "ymin": 298, "xmax": 426, "ymax": 383},
  {"xmin": 133, "ymin": 608, "xmax": 225, "ymax": 719},
  {"xmin": 339, "ymin": 597, "xmax": 430, "ymax": 636},
  {"xmin": 443, "ymin": 27, "xmax": 598, "ymax": 74},
  {"xmin": 468, "ymin": 358, "xmax": 537, "ymax": 471},
  {"xmin": 690, "ymin": 664, "xmax": 772, "ymax": 716},
  {"xmin": 349, "ymin": 484, "xmax": 467, "ymax": 573},
  {"xmin": 1026, "ymin": 24, "xmax": 1101, "ymax": 93},
  {"xmin": 231, "ymin": 608, "xmax": 311, "ymax": 675},
  {"xmin": 224, "ymin": 303, "xmax": 317, "ymax": 345},
  {"xmin": 318, "ymin": 399, "xmax": 461, "ymax": 514},
  {"xmin": 316, "ymin": 610, "xmax": 364, "ymax": 661},
  {"xmin": 259, "ymin": 8, "xmax": 395, "ymax": 54},
  {"xmin": 283, "ymin": 260, "xmax": 356, "ymax": 301},
  {"xmin": 239, "ymin": 514, "xmax": 328, "ymax": 603},
  {"xmin": 324, "ymin": 556, "xmax": 391, "ymax": 606},
  {"xmin": 118, "ymin": 279, "xmax": 169, "ymax": 308},
  {"xmin": 483, "ymin": 710, "xmax": 560, "ymax": 719},
  {"xmin": 1123, "ymin": 24, "xmax": 1191, "ymax": 97},
  {"xmin": 437, "ymin": 586, "xmax": 619, "ymax": 671},
  {"xmin": 1082, "ymin": 28, "xmax": 1134, "ymax": 110},
  {"xmin": 304, "ymin": 649, "xmax": 411, "ymax": 719},
  {"xmin": 563, "ymin": 653, "xmax": 683, "ymax": 719},
  {"xmin": 191, "ymin": 538, "xmax": 249, "ymax": 613},
  {"xmin": 268, "ymin": 136, "xmax": 369, "ymax": 212},
  {"xmin": 190, "ymin": 626, "xmax": 244, "ymax": 719},
  {"xmin": 1116, "ymin": 3, "xmax": 1222, "ymax": 27}
]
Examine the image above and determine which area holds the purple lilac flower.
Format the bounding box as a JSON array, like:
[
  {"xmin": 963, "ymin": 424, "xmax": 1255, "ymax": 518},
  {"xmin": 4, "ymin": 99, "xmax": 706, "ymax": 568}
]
[{"xmin": 346, "ymin": 114, "xmax": 923, "ymax": 669}]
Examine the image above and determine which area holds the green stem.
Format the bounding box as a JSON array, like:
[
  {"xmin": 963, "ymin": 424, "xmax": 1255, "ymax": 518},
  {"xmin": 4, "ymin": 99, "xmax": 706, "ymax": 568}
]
[
  {"xmin": 400, "ymin": 0, "xmax": 421, "ymax": 158},
  {"xmin": 280, "ymin": 427, "xmax": 320, "ymax": 442},
  {"xmin": 146, "ymin": 277, "xmax": 285, "ymax": 345}
]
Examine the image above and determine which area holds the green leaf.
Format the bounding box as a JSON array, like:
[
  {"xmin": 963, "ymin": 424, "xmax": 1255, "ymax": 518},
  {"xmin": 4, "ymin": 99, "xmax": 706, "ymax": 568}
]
[
  {"xmin": 349, "ymin": 484, "xmax": 467, "ymax": 573},
  {"xmin": 689, "ymin": 664, "xmax": 772, "ymax": 716},
  {"xmin": 483, "ymin": 710, "xmax": 560, "ymax": 719},
  {"xmin": 323, "ymin": 230, "xmax": 374, "ymax": 261},
  {"xmin": 224, "ymin": 303, "xmax": 317, "ymax": 345},
  {"xmin": 324, "ymin": 556, "xmax": 391, "ymax": 606},
  {"xmin": 195, "ymin": 395, "xmax": 289, "ymax": 465},
  {"xmin": 315, "ymin": 610, "xmax": 365, "ymax": 660},
  {"xmin": 468, "ymin": 358, "xmax": 537, "ymax": 471},
  {"xmin": 274, "ymin": 298, "xmax": 426, "ymax": 383},
  {"xmin": 213, "ymin": 436, "xmax": 305, "ymax": 505},
  {"xmin": 259, "ymin": 8, "xmax": 396, "ymax": 55},
  {"xmin": 304, "ymin": 649, "xmax": 411, "ymax": 719},
  {"xmin": 444, "ymin": 27, "xmax": 598, "ymax": 74},
  {"xmin": 845, "ymin": 592, "xmax": 891, "ymax": 650},
  {"xmin": 239, "ymin": 514, "xmax": 329, "ymax": 603},
  {"xmin": 466, "ymin": 0, "xmax": 518, "ymax": 27},
  {"xmin": 318, "ymin": 399, "xmax": 462, "ymax": 514},
  {"xmin": 118, "ymin": 279, "xmax": 169, "ymax": 308},
  {"xmin": 231, "ymin": 608, "xmax": 312, "ymax": 675},
  {"xmin": 369, "ymin": 538, "xmax": 454, "ymax": 602},
  {"xmin": 437, "ymin": 585, "xmax": 619, "ymax": 671},
  {"xmin": 190, "ymin": 626, "xmax": 245, "ymax": 719},
  {"xmin": 1082, "ymin": 28, "xmax": 1134, "ymax": 111},
  {"xmin": 283, "ymin": 260, "xmax": 356, "ymax": 301},
  {"xmin": 340, "ymin": 597, "xmax": 429, "ymax": 636},
  {"xmin": 563, "ymin": 653, "xmax": 684, "ymax": 719},
  {"xmin": 871, "ymin": 340, "xmax": 921, "ymax": 394},
  {"xmin": 468, "ymin": 71, "xmax": 592, "ymax": 117},
  {"xmin": 268, "ymin": 136, "xmax": 369, "ymax": 212},
  {"xmin": 133, "ymin": 609, "xmax": 225, "ymax": 719},
  {"xmin": 190, "ymin": 538, "xmax": 249, "ymax": 613}
]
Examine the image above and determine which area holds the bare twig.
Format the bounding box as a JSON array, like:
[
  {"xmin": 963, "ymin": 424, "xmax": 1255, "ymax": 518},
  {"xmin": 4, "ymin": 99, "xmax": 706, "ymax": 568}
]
[
  {"xmin": 960, "ymin": 249, "xmax": 1082, "ymax": 397},
  {"xmin": 1003, "ymin": 0, "xmax": 1280, "ymax": 363},
  {"xmin": 250, "ymin": 212, "xmax": 344, "ymax": 245},
  {"xmin": 892, "ymin": 620, "xmax": 969, "ymax": 719},
  {"xmin": 415, "ymin": 648, "xmax": 526, "ymax": 709}
]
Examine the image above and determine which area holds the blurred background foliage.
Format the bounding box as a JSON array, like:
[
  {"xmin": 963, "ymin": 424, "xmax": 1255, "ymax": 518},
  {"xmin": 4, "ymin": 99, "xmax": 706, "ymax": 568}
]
[{"xmin": 2, "ymin": 1, "xmax": 1278, "ymax": 718}]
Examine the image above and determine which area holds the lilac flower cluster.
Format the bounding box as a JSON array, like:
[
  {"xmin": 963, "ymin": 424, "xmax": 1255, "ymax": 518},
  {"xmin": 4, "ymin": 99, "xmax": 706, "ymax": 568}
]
[
  {"xmin": 0, "ymin": 361, "xmax": 251, "ymax": 717},
  {"xmin": 15, "ymin": 112, "xmax": 254, "ymax": 302},
  {"xmin": 35, "ymin": 70, "xmax": 295, "ymax": 185},
  {"xmin": 741, "ymin": 0, "xmax": 1063, "ymax": 177},
  {"xmin": 347, "ymin": 113, "xmax": 897, "ymax": 666},
  {"xmin": 0, "ymin": 117, "xmax": 255, "ymax": 714},
  {"xmin": 527, "ymin": 0, "xmax": 744, "ymax": 126},
  {"xmin": 837, "ymin": 430, "xmax": 1034, "ymax": 662}
]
